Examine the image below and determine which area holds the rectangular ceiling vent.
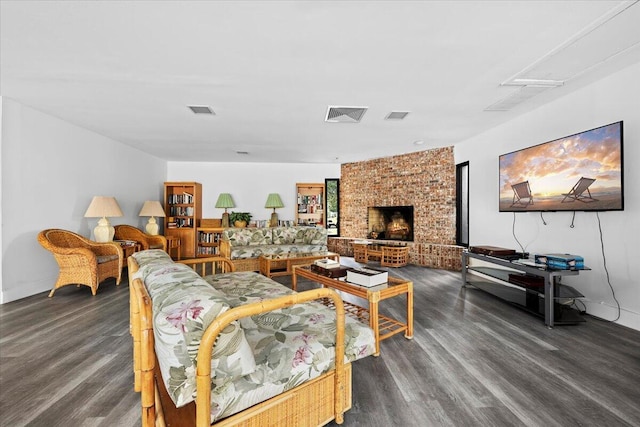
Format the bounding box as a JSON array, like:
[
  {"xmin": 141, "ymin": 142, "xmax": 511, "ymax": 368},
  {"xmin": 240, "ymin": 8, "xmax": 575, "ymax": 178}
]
[
  {"xmin": 385, "ymin": 111, "xmax": 410, "ymax": 120},
  {"xmin": 325, "ymin": 106, "xmax": 368, "ymax": 123},
  {"xmin": 188, "ymin": 105, "xmax": 215, "ymax": 115}
]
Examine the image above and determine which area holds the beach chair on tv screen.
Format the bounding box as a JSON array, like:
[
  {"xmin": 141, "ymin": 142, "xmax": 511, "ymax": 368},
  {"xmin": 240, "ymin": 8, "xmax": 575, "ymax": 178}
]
[
  {"xmin": 562, "ymin": 177, "xmax": 598, "ymax": 203},
  {"xmin": 510, "ymin": 181, "xmax": 533, "ymax": 208}
]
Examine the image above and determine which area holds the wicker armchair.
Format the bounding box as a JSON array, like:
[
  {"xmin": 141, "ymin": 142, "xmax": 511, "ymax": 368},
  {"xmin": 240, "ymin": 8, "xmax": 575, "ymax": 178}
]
[
  {"xmin": 114, "ymin": 225, "xmax": 167, "ymax": 251},
  {"xmin": 37, "ymin": 229, "xmax": 124, "ymax": 297}
]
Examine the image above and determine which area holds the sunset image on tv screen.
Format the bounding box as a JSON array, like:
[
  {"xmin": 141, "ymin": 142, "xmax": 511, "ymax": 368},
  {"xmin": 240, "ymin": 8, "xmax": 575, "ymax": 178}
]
[{"xmin": 499, "ymin": 122, "xmax": 623, "ymax": 212}]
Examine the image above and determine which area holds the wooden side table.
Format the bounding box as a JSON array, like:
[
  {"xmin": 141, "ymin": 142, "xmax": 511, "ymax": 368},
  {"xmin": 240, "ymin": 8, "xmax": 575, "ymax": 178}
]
[
  {"xmin": 166, "ymin": 235, "xmax": 181, "ymax": 260},
  {"xmin": 115, "ymin": 240, "xmax": 141, "ymax": 260},
  {"xmin": 293, "ymin": 266, "xmax": 413, "ymax": 356}
]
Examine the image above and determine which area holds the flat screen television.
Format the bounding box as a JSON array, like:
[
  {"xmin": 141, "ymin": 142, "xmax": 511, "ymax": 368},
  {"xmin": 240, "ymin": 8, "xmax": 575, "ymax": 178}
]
[{"xmin": 499, "ymin": 121, "xmax": 623, "ymax": 212}]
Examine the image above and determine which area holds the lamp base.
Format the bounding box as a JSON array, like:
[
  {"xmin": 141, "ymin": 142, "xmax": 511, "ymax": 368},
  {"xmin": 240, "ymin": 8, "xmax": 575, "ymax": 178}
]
[
  {"xmin": 221, "ymin": 212, "xmax": 230, "ymax": 228},
  {"xmin": 270, "ymin": 212, "xmax": 279, "ymax": 228},
  {"xmin": 94, "ymin": 217, "xmax": 115, "ymax": 242},
  {"xmin": 146, "ymin": 217, "xmax": 159, "ymax": 235}
]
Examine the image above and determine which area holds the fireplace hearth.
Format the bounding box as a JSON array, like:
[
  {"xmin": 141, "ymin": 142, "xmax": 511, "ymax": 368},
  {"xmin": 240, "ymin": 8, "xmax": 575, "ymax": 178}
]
[{"xmin": 367, "ymin": 206, "xmax": 414, "ymax": 242}]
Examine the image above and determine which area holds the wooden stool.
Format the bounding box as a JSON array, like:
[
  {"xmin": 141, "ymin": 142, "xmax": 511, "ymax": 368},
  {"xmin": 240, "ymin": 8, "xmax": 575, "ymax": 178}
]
[
  {"xmin": 380, "ymin": 246, "xmax": 409, "ymax": 267},
  {"xmin": 352, "ymin": 243, "xmax": 369, "ymax": 263},
  {"xmin": 166, "ymin": 236, "xmax": 181, "ymax": 260}
]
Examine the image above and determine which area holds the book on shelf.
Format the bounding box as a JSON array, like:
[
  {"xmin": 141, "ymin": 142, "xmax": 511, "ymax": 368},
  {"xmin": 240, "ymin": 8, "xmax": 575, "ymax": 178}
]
[
  {"xmin": 346, "ymin": 267, "xmax": 388, "ymax": 287},
  {"xmin": 167, "ymin": 192, "xmax": 194, "ymax": 205}
]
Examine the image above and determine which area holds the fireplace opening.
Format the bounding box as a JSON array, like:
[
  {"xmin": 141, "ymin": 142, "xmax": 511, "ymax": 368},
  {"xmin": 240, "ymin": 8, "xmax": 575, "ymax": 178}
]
[{"xmin": 367, "ymin": 206, "xmax": 414, "ymax": 242}]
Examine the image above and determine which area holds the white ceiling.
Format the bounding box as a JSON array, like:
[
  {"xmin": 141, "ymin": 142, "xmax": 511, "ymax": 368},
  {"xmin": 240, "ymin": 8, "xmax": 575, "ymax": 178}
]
[{"xmin": 2, "ymin": 1, "xmax": 640, "ymax": 164}]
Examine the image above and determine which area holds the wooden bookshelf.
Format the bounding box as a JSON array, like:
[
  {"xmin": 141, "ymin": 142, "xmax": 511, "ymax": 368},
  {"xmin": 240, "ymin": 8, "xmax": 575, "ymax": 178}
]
[
  {"xmin": 196, "ymin": 227, "xmax": 224, "ymax": 257},
  {"xmin": 164, "ymin": 182, "xmax": 202, "ymax": 259},
  {"xmin": 296, "ymin": 183, "xmax": 325, "ymax": 226}
]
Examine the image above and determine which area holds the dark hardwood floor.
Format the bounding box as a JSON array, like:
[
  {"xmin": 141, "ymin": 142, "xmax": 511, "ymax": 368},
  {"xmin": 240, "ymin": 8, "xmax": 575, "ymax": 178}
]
[{"xmin": 1, "ymin": 259, "xmax": 639, "ymax": 427}]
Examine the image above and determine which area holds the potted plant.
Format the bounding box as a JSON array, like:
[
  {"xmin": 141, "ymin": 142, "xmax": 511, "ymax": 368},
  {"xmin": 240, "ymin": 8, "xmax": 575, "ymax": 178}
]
[{"xmin": 229, "ymin": 212, "xmax": 252, "ymax": 228}]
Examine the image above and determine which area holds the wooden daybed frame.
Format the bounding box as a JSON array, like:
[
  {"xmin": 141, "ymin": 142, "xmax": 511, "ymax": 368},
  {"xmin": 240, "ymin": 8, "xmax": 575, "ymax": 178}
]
[{"xmin": 129, "ymin": 256, "xmax": 352, "ymax": 427}]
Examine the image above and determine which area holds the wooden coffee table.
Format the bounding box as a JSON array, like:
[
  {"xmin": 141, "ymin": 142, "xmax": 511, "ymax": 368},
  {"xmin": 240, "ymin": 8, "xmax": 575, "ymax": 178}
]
[
  {"xmin": 259, "ymin": 251, "xmax": 340, "ymax": 278},
  {"xmin": 292, "ymin": 265, "xmax": 413, "ymax": 356}
]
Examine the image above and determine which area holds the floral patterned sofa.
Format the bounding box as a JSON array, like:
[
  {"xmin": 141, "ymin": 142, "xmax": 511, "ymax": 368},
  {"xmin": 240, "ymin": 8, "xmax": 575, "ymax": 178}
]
[
  {"xmin": 129, "ymin": 250, "xmax": 375, "ymax": 427},
  {"xmin": 219, "ymin": 226, "xmax": 328, "ymax": 272}
]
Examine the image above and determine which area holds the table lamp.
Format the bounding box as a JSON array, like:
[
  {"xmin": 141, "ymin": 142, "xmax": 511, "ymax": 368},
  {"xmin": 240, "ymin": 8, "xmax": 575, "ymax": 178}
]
[
  {"xmin": 265, "ymin": 193, "xmax": 284, "ymax": 227},
  {"xmin": 139, "ymin": 200, "xmax": 166, "ymax": 235},
  {"xmin": 84, "ymin": 196, "xmax": 124, "ymax": 242},
  {"xmin": 215, "ymin": 193, "xmax": 235, "ymax": 227}
]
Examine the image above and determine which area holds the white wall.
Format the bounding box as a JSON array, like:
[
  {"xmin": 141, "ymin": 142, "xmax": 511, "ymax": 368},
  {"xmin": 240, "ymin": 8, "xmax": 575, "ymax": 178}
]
[
  {"xmin": 455, "ymin": 62, "xmax": 640, "ymax": 330},
  {"xmin": 1, "ymin": 98, "xmax": 167, "ymax": 303},
  {"xmin": 167, "ymin": 162, "xmax": 340, "ymax": 223},
  {"xmin": 0, "ymin": 97, "xmax": 3, "ymax": 295}
]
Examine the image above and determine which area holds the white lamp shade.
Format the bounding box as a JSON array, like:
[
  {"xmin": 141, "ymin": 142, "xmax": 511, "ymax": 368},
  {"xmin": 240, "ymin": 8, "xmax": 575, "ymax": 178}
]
[
  {"xmin": 84, "ymin": 196, "xmax": 123, "ymax": 242},
  {"xmin": 139, "ymin": 201, "xmax": 166, "ymax": 218},
  {"xmin": 139, "ymin": 201, "xmax": 165, "ymax": 235},
  {"xmin": 84, "ymin": 196, "xmax": 124, "ymax": 218}
]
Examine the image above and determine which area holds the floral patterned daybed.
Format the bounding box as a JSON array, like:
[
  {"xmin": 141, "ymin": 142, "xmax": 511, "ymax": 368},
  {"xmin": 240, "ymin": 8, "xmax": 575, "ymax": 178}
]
[
  {"xmin": 219, "ymin": 226, "xmax": 328, "ymax": 272},
  {"xmin": 129, "ymin": 250, "xmax": 375, "ymax": 427}
]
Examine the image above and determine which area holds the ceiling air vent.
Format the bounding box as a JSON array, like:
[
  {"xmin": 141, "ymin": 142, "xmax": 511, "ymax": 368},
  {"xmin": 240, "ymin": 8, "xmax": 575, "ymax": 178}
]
[
  {"xmin": 188, "ymin": 105, "xmax": 215, "ymax": 115},
  {"xmin": 325, "ymin": 106, "xmax": 368, "ymax": 123},
  {"xmin": 385, "ymin": 111, "xmax": 410, "ymax": 120}
]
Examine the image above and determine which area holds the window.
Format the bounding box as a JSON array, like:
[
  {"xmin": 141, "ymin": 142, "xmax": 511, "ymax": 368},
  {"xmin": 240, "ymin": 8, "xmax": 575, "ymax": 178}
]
[
  {"xmin": 456, "ymin": 162, "xmax": 469, "ymax": 247},
  {"xmin": 325, "ymin": 178, "xmax": 339, "ymax": 236}
]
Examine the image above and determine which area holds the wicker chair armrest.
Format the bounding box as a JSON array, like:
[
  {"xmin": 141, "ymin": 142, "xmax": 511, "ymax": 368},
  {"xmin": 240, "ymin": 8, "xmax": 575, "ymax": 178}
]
[
  {"xmin": 114, "ymin": 228, "xmax": 141, "ymax": 241},
  {"xmin": 90, "ymin": 241, "xmax": 124, "ymax": 258},
  {"xmin": 54, "ymin": 246, "xmax": 98, "ymax": 261},
  {"xmin": 145, "ymin": 234, "xmax": 167, "ymax": 251}
]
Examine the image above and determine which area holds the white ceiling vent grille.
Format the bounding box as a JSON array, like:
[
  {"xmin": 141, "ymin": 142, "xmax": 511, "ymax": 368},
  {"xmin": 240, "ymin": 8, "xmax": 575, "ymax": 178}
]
[
  {"xmin": 325, "ymin": 106, "xmax": 368, "ymax": 123},
  {"xmin": 385, "ymin": 111, "xmax": 410, "ymax": 120},
  {"xmin": 188, "ymin": 105, "xmax": 215, "ymax": 115}
]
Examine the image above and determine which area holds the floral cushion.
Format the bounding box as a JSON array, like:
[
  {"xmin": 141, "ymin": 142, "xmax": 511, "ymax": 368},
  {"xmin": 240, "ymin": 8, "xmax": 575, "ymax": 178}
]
[
  {"xmin": 131, "ymin": 251, "xmax": 257, "ymax": 408},
  {"xmin": 222, "ymin": 228, "xmax": 272, "ymax": 246},
  {"xmin": 203, "ymin": 271, "xmax": 376, "ymax": 423},
  {"xmin": 304, "ymin": 227, "xmax": 327, "ymax": 245},
  {"xmin": 229, "ymin": 244, "xmax": 328, "ymax": 260},
  {"xmin": 223, "ymin": 226, "xmax": 327, "ymax": 248},
  {"xmin": 271, "ymin": 226, "xmax": 300, "ymax": 244},
  {"xmin": 133, "ymin": 251, "xmax": 375, "ymax": 424},
  {"xmin": 204, "ymin": 271, "xmax": 294, "ymax": 306}
]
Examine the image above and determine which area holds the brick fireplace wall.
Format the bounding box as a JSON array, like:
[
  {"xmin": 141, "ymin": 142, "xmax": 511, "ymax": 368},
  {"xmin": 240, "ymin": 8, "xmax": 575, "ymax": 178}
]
[{"xmin": 331, "ymin": 147, "xmax": 462, "ymax": 270}]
